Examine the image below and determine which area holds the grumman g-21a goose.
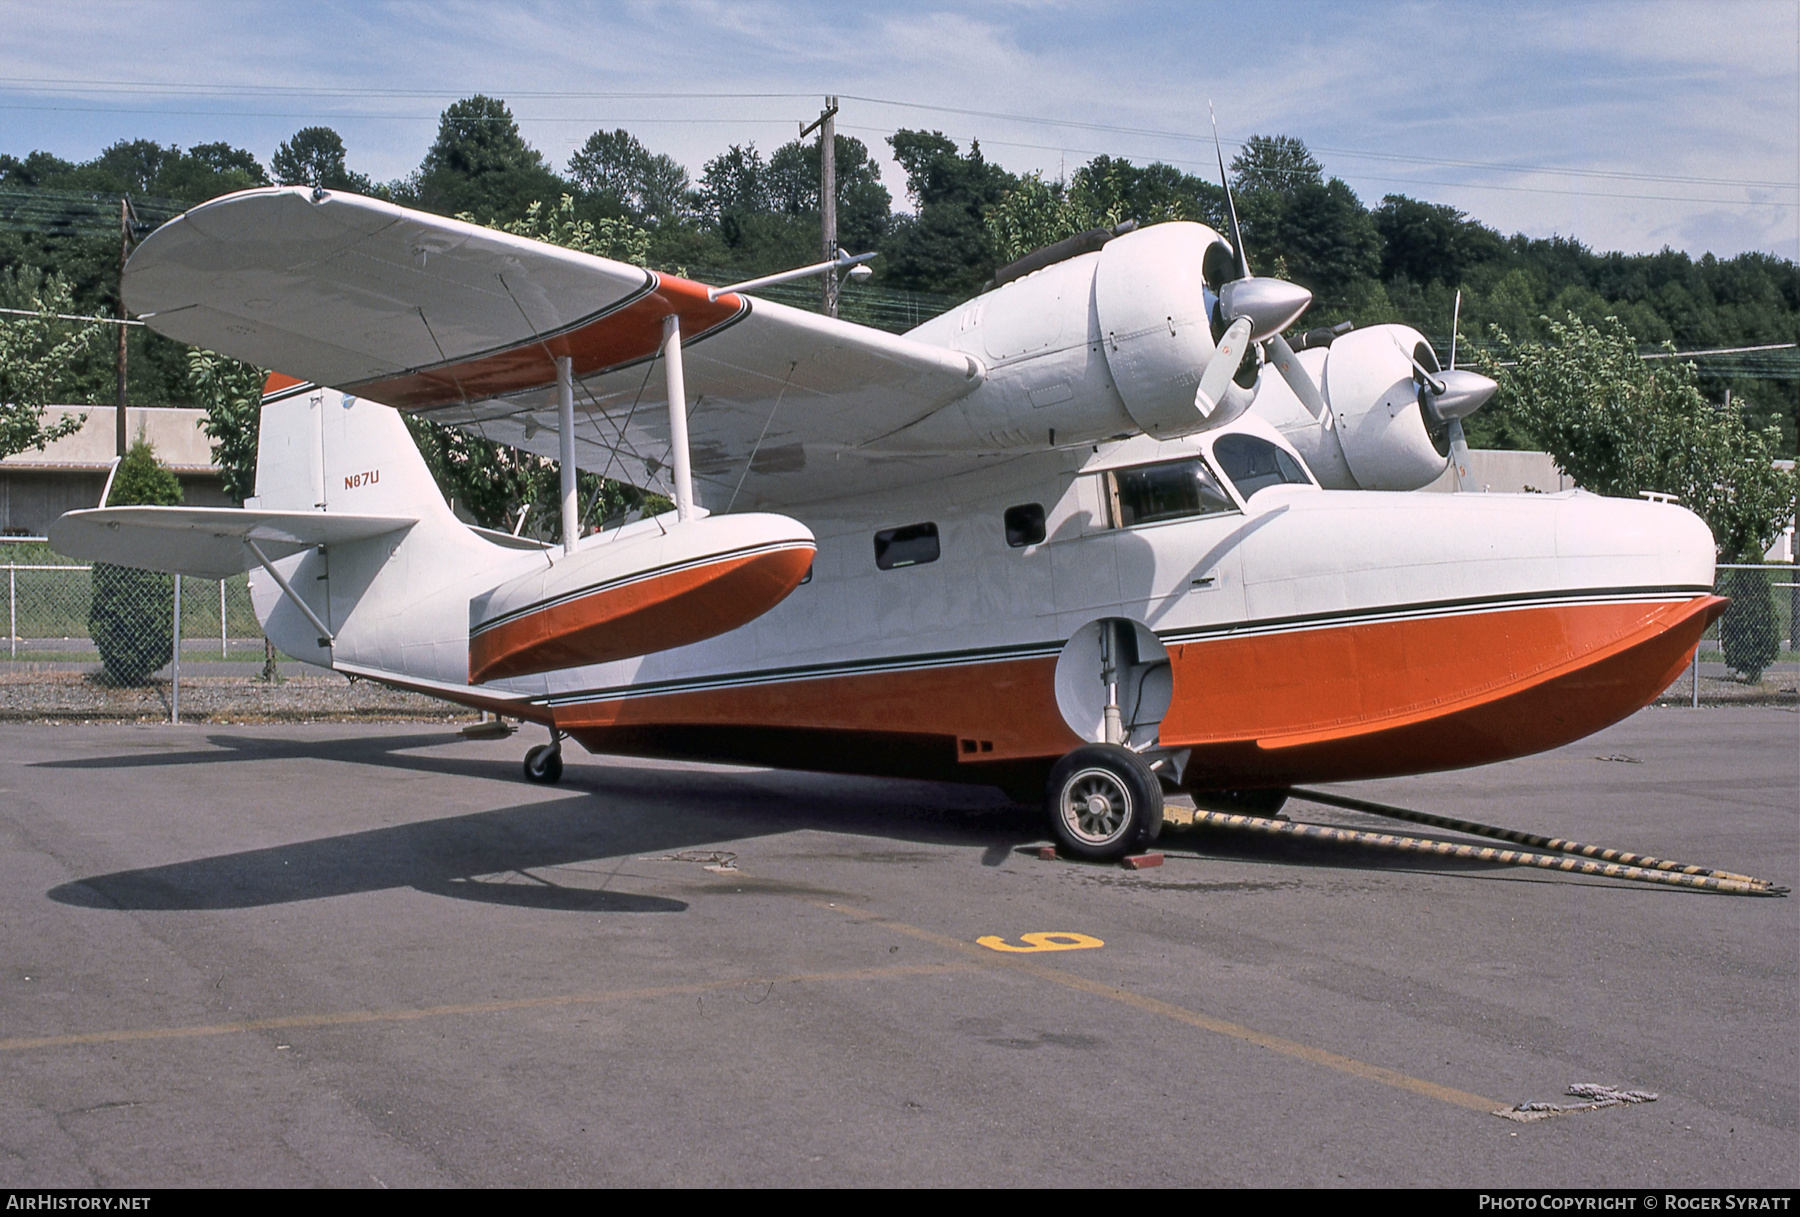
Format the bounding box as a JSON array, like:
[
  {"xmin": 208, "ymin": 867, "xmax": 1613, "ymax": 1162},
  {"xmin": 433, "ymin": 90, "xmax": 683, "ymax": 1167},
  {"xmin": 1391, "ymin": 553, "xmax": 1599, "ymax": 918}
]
[{"xmin": 51, "ymin": 185, "xmax": 1723, "ymax": 859}]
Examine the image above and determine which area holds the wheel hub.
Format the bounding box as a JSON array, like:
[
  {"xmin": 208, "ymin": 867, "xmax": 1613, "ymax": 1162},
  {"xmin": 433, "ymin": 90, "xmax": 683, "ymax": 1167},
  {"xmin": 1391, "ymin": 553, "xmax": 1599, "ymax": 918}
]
[{"xmin": 1062, "ymin": 768, "xmax": 1131, "ymax": 845}]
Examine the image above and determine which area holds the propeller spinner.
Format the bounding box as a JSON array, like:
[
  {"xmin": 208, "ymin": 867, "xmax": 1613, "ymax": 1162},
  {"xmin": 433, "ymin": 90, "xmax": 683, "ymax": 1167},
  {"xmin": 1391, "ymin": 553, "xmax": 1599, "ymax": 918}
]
[{"xmin": 1393, "ymin": 292, "xmax": 1497, "ymax": 492}]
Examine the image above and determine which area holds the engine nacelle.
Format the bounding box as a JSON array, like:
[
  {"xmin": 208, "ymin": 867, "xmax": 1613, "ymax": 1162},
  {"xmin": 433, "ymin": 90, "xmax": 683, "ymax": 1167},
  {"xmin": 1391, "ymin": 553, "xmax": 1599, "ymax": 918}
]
[
  {"xmin": 876, "ymin": 222, "xmax": 1253, "ymax": 453},
  {"xmin": 1251, "ymin": 324, "xmax": 1452, "ymax": 491}
]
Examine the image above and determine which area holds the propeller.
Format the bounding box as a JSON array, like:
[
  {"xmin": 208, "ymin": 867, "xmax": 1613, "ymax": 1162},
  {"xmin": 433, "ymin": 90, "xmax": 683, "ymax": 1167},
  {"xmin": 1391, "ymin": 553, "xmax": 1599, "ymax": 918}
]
[
  {"xmin": 1391, "ymin": 291, "xmax": 1496, "ymax": 492},
  {"xmin": 1197, "ymin": 106, "xmax": 1322, "ymax": 418}
]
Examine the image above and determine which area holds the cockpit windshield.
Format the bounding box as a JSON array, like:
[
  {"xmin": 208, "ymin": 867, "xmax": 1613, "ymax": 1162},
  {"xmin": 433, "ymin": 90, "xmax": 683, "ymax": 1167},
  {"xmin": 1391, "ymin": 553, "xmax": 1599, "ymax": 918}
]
[
  {"xmin": 1211, "ymin": 434, "xmax": 1313, "ymax": 500},
  {"xmin": 1109, "ymin": 457, "xmax": 1237, "ymax": 527}
]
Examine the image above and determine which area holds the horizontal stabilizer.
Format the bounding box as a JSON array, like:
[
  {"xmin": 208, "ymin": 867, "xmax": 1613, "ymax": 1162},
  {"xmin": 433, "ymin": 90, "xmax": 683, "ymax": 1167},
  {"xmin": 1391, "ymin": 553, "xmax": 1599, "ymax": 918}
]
[{"xmin": 49, "ymin": 507, "xmax": 417, "ymax": 579}]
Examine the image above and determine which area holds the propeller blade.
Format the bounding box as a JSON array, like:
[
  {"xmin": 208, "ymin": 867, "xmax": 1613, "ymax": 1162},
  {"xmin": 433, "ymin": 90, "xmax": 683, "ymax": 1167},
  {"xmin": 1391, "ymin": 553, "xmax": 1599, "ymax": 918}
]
[
  {"xmin": 1266, "ymin": 331, "xmax": 1326, "ymax": 419},
  {"xmin": 1391, "ymin": 334, "xmax": 1447, "ymax": 395},
  {"xmin": 1449, "ymin": 289, "xmax": 1462, "ymax": 372},
  {"xmin": 1447, "ymin": 417, "xmax": 1476, "ymax": 492},
  {"xmin": 1196, "ymin": 315, "xmax": 1254, "ymax": 417},
  {"xmin": 1209, "ymin": 103, "xmax": 1250, "ymax": 280}
]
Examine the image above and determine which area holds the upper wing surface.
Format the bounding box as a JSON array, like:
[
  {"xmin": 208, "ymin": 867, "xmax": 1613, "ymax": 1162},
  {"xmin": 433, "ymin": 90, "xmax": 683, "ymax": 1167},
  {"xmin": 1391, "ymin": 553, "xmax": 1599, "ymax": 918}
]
[{"xmin": 127, "ymin": 188, "xmax": 987, "ymax": 505}]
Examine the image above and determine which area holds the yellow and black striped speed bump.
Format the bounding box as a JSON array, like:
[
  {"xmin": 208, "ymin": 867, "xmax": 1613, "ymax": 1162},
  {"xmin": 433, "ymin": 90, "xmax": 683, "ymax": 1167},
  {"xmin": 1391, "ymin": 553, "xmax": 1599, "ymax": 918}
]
[{"xmin": 1164, "ymin": 802, "xmax": 1787, "ymax": 897}]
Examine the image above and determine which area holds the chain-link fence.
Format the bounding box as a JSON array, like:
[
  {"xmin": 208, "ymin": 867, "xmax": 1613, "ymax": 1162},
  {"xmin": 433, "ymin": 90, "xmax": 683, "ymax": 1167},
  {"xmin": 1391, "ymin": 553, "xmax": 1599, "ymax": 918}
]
[
  {"xmin": 1667, "ymin": 563, "xmax": 1799, "ymax": 705},
  {"xmin": 3, "ymin": 538, "xmax": 261, "ymax": 662},
  {"xmin": 0, "ymin": 537, "xmax": 465, "ymax": 722}
]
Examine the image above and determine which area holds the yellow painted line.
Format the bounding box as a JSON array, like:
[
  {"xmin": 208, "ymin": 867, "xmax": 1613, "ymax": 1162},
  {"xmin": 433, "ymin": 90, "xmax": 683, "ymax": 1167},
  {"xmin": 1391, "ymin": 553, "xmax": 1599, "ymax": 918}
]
[
  {"xmin": 813, "ymin": 901, "xmax": 1501, "ymax": 1114},
  {"xmin": 0, "ymin": 961, "xmax": 973, "ymax": 1053}
]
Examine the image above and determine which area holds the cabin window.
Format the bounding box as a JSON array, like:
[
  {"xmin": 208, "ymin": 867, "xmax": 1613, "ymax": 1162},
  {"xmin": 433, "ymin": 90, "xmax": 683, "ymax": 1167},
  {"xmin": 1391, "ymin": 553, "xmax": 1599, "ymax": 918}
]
[
  {"xmin": 1212, "ymin": 434, "xmax": 1312, "ymax": 499},
  {"xmin": 1004, "ymin": 503, "xmax": 1045, "ymax": 547},
  {"xmin": 874, "ymin": 522, "xmax": 940, "ymax": 570},
  {"xmin": 1107, "ymin": 458, "xmax": 1236, "ymax": 528}
]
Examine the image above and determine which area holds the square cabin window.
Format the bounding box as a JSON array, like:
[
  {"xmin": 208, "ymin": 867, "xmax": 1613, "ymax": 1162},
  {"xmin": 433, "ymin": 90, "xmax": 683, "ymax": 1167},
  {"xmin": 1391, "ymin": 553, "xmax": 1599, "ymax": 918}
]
[
  {"xmin": 874, "ymin": 522, "xmax": 940, "ymax": 570},
  {"xmin": 1004, "ymin": 503, "xmax": 1046, "ymax": 547}
]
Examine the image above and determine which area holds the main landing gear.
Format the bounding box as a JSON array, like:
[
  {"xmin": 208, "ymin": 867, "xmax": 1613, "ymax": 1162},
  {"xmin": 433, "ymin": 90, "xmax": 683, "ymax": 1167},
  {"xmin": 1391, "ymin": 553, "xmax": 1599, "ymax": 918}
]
[
  {"xmin": 523, "ymin": 731, "xmax": 565, "ymax": 784},
  {"xmin": 1045, "ymin": 743, "xmax": 1163, "ymax": 860}
]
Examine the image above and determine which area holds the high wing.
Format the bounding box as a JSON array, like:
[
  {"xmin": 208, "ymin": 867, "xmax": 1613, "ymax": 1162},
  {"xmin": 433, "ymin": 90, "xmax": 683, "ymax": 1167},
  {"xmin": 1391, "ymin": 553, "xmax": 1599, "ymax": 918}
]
[
  {"xmin": 125, "ymin": 188, "xmax": 993, "ymax": 507},
  {"xmin": 50, "ymin": 507, "xmax": 416, "ymax": 580}
]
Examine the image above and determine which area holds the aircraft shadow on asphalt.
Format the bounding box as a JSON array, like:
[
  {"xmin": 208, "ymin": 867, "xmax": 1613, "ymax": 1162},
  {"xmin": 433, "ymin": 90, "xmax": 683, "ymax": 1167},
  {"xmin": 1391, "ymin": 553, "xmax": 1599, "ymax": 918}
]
[
  {"xmin": 43, "ymin": 730, "xmax": 1038, "ymax": 914},
  {"xmin": 43, "ymin": 730, "xmax": 1585, "ymax": 913}
]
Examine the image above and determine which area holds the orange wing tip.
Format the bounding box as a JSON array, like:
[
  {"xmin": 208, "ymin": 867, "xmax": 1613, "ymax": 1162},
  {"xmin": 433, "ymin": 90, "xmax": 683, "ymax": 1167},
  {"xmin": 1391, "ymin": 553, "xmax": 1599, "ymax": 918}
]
[{"xmin": 262, "ymin": 371, "xmax": 306, "ymax": 397}]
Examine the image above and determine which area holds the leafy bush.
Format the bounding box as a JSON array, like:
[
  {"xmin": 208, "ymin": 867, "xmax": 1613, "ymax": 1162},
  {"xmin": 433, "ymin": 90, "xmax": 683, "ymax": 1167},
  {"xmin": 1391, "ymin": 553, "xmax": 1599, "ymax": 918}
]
[
  {"xmin": 1719, "ymin": 567, "xmax": 1780, "ymax": 683},
  {"xmin": 88, "ymin": 439, "xmax": 182, "ymax": 686}
]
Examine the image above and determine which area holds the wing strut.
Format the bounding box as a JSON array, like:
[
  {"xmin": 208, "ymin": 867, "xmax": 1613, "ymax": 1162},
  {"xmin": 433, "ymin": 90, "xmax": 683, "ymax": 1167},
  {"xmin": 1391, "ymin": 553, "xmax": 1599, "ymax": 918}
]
[
  {"xmin": 556, "ymin": 355, "xmax": 577, "ymax": 552},
  {"xmin": 662, "ymin": 314, "xmax": 695, "ymax": 521}
]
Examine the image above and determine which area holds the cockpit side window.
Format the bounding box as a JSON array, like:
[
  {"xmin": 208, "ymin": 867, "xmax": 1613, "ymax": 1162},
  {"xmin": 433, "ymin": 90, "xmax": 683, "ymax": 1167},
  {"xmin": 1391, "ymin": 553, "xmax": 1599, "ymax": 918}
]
[
  {"xmin": 1211, "ymin": 434, "xmax": 1312, "ymax": 500},
  {"xmin": 1107, "ymin": 457, "xmax": 1237, "ymax": 528}
]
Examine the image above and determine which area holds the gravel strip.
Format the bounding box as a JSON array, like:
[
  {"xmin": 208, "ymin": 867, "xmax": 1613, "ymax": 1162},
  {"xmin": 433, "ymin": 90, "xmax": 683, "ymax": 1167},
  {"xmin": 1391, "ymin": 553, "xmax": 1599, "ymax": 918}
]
[{"xmin": 0, "ymin": 672, "xmax": 474, "ymax": 723}]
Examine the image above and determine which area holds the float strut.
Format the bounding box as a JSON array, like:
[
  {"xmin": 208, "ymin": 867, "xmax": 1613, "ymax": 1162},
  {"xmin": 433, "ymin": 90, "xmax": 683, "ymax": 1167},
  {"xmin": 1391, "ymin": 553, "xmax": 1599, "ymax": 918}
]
[
  {"xmin": 557, "ymin": 355, "xmax": 577, "ymax": 553},
  {"xmin": 662, "ymin": 315, "xmax": 694, "ymax": 522}
]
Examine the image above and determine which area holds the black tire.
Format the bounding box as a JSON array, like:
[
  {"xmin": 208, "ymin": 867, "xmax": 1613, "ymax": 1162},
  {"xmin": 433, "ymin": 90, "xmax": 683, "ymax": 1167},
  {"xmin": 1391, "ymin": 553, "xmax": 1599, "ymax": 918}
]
[
  {"xmin": 523, "ymin": 743, "xmax": 564, "ymax": 784},
  {"xmin": 1189, "ymin": 787, "xmax": 1289, "ymax": 816},
  {"xmin": 1045, "ymin": 744, "xmax": 1163, "ymax": 859}
]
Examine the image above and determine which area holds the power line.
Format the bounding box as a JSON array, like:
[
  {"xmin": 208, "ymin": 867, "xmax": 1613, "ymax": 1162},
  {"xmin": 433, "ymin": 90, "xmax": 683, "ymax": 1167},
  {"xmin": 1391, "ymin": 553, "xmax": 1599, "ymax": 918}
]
[{"xmin": 1, "ymin": 76, "xmax": 1792, "ymax": 192}]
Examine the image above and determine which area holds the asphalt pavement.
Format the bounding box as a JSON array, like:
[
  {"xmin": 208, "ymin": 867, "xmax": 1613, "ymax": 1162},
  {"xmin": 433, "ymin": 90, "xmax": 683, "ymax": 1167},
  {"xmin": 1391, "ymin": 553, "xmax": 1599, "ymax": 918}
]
[{"xmin": 0, "ymin": 706, "xmax": 1794, "ymax": 1187}]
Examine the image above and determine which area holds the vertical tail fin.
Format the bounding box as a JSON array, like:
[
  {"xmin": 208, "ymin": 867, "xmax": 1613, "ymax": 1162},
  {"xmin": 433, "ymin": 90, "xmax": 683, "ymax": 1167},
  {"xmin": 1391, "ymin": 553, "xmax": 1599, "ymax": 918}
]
[{"xmin": 250, "ymin": 375, "xmax": 457, "ymax": 527}]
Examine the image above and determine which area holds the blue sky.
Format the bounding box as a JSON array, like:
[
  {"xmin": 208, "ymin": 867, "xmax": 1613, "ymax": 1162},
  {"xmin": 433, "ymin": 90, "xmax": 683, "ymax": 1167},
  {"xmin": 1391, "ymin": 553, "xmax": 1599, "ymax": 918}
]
[{"xmin": 3, "ymin": 0, "xmax": 1795, "ymax": 259}]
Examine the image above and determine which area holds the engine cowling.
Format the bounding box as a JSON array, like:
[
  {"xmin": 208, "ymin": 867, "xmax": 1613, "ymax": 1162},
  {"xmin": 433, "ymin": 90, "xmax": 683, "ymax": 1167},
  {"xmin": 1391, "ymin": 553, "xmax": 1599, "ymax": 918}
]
[
  {"xmin": 876, "ymin": 222, "xmax": 1254, "ymax": 453},
  {"xmin": 1252, "ymin": 323, "xmax": 1459, "ymax": 491}
]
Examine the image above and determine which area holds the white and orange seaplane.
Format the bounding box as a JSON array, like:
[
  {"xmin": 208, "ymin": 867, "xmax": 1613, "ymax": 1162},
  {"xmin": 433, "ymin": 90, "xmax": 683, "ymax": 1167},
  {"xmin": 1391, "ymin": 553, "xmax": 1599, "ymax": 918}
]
[{"xmin": 50, "ymin": 179, "xmax": 1722, "ymax": 859}]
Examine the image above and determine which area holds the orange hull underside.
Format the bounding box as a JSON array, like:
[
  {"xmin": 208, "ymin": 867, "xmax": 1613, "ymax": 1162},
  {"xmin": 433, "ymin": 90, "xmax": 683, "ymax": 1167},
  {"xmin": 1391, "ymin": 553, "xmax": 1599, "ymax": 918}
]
[
  {"xmin": 553, "ymin": 595, "xmax": 1726, "ymax": 788},
  {"xmin": 469, "ymin": 546, "xmax": 814, "ymax": 684}
]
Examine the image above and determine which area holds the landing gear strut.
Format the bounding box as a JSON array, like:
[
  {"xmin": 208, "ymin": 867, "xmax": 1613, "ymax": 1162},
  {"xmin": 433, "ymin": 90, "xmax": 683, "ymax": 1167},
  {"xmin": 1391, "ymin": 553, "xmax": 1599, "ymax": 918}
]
[
  {"xmin": 1045, "ymin": 743, "xmax": 1163, "ymax": 860},
  {"xmin": 523, "ymin": 731, "xmax": 565, "ymax": 784}
]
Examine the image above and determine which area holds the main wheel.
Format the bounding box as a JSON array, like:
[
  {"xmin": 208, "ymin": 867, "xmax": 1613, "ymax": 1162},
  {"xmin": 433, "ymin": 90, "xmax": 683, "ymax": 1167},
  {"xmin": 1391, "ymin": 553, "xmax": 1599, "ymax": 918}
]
[
  {"xmin": 1045, "ymin": 744, "xmax": 1163, "ymax": 860},
  {"xmin": 523, "ymin": 743, "xmax": 564, "ymax": 784}
]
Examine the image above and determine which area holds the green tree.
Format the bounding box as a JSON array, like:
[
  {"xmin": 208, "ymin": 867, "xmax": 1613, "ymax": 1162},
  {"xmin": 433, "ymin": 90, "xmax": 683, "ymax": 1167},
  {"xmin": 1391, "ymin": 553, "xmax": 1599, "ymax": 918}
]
[
  {"xmin": 271, "ymin": 127, "xmax": 374, "ymax": 194},
  {"xmin": 568, "ymin": 129, "xmax": 691, "ymax": 225},
  {"xmin": 186, "ymin": 348, "xmax": 264, "ymax": 504},
  {"xmin": 1718, "ymin": 567, "xmax": 1780, "ymax": 682},
  {"xmin": 984, "ymin": 173, "xmax": 1089, "ymax": 265},
  {"xmin": 1069, "ymin": 156, "xmax": 1225, "ymax": 230},
  {"xmin": 697, "ymin": 143, "xmax": 772, "ymax": 244},
  {"xmin": 89, "ymin": 439, "xmax": 183, "ymax": 685},
  {"xmin": 1373, "ymin": 195, "xmax": 1504, "ymax": 287},
  {"xmin": 410, "ymin": 96, "xmax": 565, "ymax": 224},
  {"xmin": 1230, "ymin": 135, "xmax": 1323, "ymax": 193},
  {"xmin": 882, "ymin": 131, "xmax": 1017, "ymax": 296},
  {"xmin": 478, "ymin": 194, "xmax": 650, "ymax": 266},
  {"xmin": 765, "ymin": 134, "xmax": 892, "ymax": 254},
  {"xmin": 0, "ymin": 269, "xmax": 97, "ymax": 457},
  {"xmin": 1478, "ymin": 313, "xmax": 1797, "ymax": 561},
  {"xmin": 1229, "ymin": 135, "xmax": 1379, "ymax": 303}
]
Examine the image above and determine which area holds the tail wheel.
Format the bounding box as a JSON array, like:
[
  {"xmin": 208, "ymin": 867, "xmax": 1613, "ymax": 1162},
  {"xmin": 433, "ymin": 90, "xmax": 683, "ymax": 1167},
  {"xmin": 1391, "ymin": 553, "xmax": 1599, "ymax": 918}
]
[
  {"xmin": 1046, "ymin": 744, "xmax": 1163, "ymax": 859},
  {"xmin": 523, "ymin": 743, "xmax": 564, "ymax": 784}
]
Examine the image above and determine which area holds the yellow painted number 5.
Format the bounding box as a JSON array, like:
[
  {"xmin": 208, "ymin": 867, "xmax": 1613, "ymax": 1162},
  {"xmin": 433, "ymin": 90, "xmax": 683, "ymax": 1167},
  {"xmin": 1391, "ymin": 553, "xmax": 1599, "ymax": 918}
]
[{"xmin": 976, "ymin": 932, "xmax": 1104, "ymax": 953}]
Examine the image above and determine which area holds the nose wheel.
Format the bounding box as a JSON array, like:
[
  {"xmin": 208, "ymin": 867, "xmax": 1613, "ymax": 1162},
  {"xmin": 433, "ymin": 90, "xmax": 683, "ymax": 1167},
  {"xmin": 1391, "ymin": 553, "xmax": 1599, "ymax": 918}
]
[
  {"xmin": 1046, "ymin": 743, "xmax": 1163, "ymax": 859},
  {"xmin": 523, "ymin": 733, "xmax": 565, "ymax": 784}
]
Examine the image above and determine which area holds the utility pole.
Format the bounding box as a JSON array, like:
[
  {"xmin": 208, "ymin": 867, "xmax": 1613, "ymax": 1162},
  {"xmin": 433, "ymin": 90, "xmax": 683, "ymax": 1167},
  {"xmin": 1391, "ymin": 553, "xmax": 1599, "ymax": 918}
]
[
  {"xmin": 116, "ymin": 196, "xmax": 131, "ymax": 459},
  {"xmin": 800, "ymin": 96, "xmax": 840, "ymax": 317}
]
